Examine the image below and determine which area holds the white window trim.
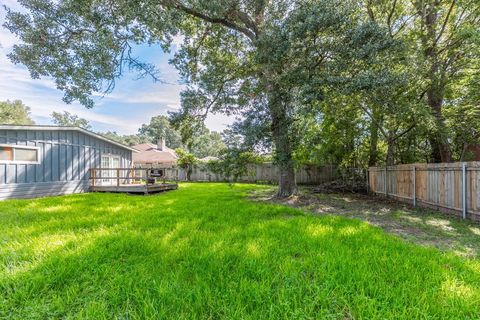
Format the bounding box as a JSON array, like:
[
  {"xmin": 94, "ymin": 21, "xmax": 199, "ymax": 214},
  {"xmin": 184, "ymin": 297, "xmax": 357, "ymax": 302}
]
[
  {"xmin": 101, "ymin": 153, "xmax": 121, "ymax": 164},
  {"xmin": 0, "ymin": 144, "xmax": 41, "ymax": 164},
  {"xmin": 100, "ymin": 154, "xmax": 122, "ymax": 186}
]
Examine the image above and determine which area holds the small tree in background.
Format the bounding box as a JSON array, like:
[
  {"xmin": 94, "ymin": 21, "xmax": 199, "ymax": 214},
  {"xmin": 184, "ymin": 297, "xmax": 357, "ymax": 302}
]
[
  {"xmin": 101, "ymin": 131, "xmax": 149, "ymax": 146},
  {"xmin": 140, "ymin": 115, "xmax": 226, "ymax": 157},
  {"xmin": 175, "ymin": 148, "xmax": 197, "ymax": 181},
  {"xmin": 207, "ymin": 149, "xmax": 264, "ymax": 183},
  {"xmin": 189, "ymin": 130, "xmax": 226, "ymax": 158},
  {"xmin": 0, "ymin": 100, "xmax": 34, "ymax": 125},
  {"xmin": 51, "ymin": 111, "xmax": 91, "ymax": 130},
  {"xmin": 139, "ymin": 115, "xmax": 183, "ymax": 149}
]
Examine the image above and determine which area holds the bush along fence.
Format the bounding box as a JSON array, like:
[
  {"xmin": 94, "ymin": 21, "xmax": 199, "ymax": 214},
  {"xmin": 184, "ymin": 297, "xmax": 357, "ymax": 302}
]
[
  {"xmin": 368, "ymin": 162, "xmax": 480, "ymax": 222},
  {"xmin": 135, "ymin": 163, "xmax": 337, "ymax": 185}
]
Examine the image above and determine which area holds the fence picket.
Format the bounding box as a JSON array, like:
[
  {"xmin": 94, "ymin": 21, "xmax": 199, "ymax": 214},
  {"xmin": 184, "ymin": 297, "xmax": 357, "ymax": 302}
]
[{"xmin": 369, "ymin": 162, "xmax": 480, "ymax": 221}]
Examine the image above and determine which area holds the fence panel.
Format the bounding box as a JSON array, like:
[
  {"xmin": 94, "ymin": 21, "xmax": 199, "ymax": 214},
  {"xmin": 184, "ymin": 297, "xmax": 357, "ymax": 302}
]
[
  {"xmin": 135, "ymin": 163, "xmax": 337, "ymax": 185},
  {"xmin": 369, "ymin": 162, "xmax": 480, "ymax": 222}
]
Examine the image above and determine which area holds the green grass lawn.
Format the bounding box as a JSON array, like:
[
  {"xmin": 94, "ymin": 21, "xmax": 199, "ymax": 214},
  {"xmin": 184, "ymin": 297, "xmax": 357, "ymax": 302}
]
[{"xmin": 1, "ymin": 183, "xmax": 479, "ymax": 319}]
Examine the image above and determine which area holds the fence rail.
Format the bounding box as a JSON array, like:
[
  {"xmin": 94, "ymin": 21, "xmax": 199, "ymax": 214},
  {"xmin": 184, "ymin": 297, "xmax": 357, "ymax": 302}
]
[{"xmin": 368, "ymin": 162, "xmax": 480, "ymax": 222}]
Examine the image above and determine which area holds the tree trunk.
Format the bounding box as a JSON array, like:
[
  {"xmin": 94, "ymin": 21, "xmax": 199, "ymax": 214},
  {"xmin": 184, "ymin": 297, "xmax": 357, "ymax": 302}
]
[
  {"xmin": 427, "ymin": 90, "xmax": 452, "ymax": 162},
  {"xmin": 386, "ymin": 137, "xmax": 395, "ymax": 166},
  {"xmin": 271, "ymin": 111, "xmax": 297, "ymax": 197},
  {"xmin": 460, "ymin": 142, "xmax": 468, "ymax": 162},
  {"xmin": 277, "ymin": 161, "xmax": 296, "ymax": 197},
  {"xmin": 368, "ymin": 108, "xmax": 381, "ymax": 166},
  {"xmin": 420, "ymin": 1, "xmax": 452, "ymax": 163},
  {"xmin": 267, "ymin": 83, "xmax": 297, "ymax": 197}
]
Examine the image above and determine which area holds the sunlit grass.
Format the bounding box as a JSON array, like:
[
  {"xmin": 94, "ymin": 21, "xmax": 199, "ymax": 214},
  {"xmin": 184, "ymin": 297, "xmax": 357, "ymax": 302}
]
[{"xmin": 0, "ymin": 183, "xmax": 479, "ymax": 319}]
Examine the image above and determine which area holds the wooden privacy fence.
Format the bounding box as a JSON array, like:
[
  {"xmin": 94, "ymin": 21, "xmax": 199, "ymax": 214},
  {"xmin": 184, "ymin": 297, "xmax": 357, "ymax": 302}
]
[
  {"xmin": 368, "ymin": 162, "xmax": 480, "ymax": 221},
  {"xmin": 135, "ymin": 163, "xmax": 337, "ymax": 185},
  {"xmin": 190, "ymin": 163, "xmax": 337, "ymax": 184}
]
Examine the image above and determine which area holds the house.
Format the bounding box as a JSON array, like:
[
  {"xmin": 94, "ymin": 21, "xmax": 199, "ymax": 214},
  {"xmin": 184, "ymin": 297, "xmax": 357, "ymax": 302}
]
[
  {"xmin": 0, "ymin": 125, "xmax": 136, "ymax": 200},
  {"xmin": 132, "ymin": 138, "xmax": 178, "ymax": 167}
]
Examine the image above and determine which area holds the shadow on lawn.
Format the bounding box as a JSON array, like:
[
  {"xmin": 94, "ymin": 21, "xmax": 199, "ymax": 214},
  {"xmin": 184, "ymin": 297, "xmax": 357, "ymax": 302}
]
[
  {"xmin": 1, "ymin": 184, "xmax": 480, "ymax": 319},
  {"xmin": 251, "ymin": 186, "xmax": 480, "ymax": 258}
]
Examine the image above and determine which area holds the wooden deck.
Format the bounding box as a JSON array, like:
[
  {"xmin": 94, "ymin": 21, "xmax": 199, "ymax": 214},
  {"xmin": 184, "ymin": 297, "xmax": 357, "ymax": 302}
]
[
  {"xmin": 90, "ymin": 183, "xmax": 178, "ymax": 194},
  {"xmin": 89, "ymin": 167, "xmax": 178, "ymax": 195}
]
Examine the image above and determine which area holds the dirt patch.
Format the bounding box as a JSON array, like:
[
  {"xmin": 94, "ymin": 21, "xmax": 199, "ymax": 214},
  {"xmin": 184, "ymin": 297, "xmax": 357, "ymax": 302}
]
[{"xmin": 250, "ymin": 186, "xmax": 480, "ymax": 258}]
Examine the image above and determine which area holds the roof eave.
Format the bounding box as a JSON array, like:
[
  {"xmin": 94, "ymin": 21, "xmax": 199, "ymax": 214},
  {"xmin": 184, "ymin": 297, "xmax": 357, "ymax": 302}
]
[{"xmin": 0, "ymin": 124, "xmax": 138, "ymax": 153}]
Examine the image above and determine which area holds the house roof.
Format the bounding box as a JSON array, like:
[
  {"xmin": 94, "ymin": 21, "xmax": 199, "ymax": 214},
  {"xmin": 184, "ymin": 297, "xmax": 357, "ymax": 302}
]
[
  {"xmin": 0, "ymin": 124, "xmax": 138, "ymax": 152},
  {"xmin": 132, "ymin": 143, "xmax": 178, "ymax": 164}
]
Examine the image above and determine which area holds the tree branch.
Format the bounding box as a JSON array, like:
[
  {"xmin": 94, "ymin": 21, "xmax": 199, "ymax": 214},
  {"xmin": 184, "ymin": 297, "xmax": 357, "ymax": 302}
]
[
  {"xmin": 201, "ymin": 84, "xmax": 225, "ymax": 119},
  {"xmin": 366, "ymin": 0, "xmax": 376, "ymax": 22},
  {"xmin": 358, "ymin": 103, "xmax": 388, "ymax": 138},
  {"xmin": 387, "ymin": 0, "xmax": 397, "ymax": 36},
  {"xmin": 236, "ymin": 10, "xmax": 259, "ymax": 36},
  {"xmin": 435, "ymin": 0, "xmax": 456, "ymax": 45},
  {"xmin": 392, "ymin": 122, "xmax": 416, "ymax": 142},
  {"xmin": 167, "ymin": 1, "xmax": 256, "ymax": 41}
]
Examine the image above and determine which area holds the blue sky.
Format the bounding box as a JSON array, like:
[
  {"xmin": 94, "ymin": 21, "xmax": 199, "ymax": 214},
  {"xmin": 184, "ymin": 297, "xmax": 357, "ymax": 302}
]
[{"xmin": 0, "ymin": 0, "xmax": 234, "ymax": 134}]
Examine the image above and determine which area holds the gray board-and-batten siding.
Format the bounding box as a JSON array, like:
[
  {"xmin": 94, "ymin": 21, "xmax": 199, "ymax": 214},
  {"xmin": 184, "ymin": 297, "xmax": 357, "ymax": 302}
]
[{"xmin": 0, "ymin": 125, "xmax": 135, "ymax": 200}]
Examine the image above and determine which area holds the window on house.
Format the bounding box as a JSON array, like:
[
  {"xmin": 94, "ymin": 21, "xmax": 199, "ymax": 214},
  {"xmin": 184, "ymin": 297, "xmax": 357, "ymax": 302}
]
[
  {"xmin": 15, "ymin": 148, "xmax": 38, "ymax": 162},
  {"xmin": 0, "ymin": 147, "xmax": 13, "ymax": 161},
  {"xmin": 0, "ymin": 145, "xmax": 39, "ymax": 163}
]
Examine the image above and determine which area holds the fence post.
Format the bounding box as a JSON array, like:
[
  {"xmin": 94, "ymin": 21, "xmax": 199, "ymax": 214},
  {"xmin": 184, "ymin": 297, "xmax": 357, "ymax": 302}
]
[
  {"xmin": 412, "ymin": 166, "xmax": 416, "ymax": 207},
  {"xmin": 462, "ymin": 162, "xmax": 467, "ymax": 219},
  {"xmin": 384, "ymin": 166, "xmax": 388, "ymax": 197}
]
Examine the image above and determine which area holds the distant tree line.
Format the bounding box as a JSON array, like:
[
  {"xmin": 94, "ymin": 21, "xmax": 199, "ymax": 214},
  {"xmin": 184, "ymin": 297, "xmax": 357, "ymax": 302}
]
[
  {"xmin": 0, "ymin": 101, "xmax": 226, "ymax": 158},
  {"xmin": 50, "ymin": 110, "xmax": 226, "ymax": 158},
  {"xmin": 0, "ymin": 100, "xmax": 34, "ymax": 125}
]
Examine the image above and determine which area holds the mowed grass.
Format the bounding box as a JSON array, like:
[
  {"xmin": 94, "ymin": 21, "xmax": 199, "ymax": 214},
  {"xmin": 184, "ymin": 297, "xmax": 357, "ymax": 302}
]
[{"xmin": 0, "ymin": 183, "xmax": 479, "ymax": 319}]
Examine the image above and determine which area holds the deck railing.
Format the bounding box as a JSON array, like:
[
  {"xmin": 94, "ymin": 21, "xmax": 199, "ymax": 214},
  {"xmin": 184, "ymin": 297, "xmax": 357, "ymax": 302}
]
[{"xmin": 89, "ymin": 167, "xmax": 179, "ymax": 187}]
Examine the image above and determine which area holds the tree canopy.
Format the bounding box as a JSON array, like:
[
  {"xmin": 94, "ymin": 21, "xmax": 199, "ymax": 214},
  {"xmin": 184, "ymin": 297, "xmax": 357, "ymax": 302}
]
[
  {"xmin": 51, "ymin": 111, "xmax": 92, "ymax": 129},
  {"xmin": 138, "ymin": 115, "xmax": 183, "ymax": 149},
  {"xmin": 0, "ymin": 100, "xmax": 35, "ymax": 125},
  {"xmin": 175, "ymin": 148, "xmax": 197, "ymax": 181},
  {"xmin": 100, "ymin": 131, "xmax": 149, "ymax": 146}
]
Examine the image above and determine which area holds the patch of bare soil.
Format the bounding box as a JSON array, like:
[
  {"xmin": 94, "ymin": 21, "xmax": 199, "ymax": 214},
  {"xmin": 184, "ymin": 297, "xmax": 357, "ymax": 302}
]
[{"xmin": 250, "ymin": 186, "xmax": 480, "ymax": 258}]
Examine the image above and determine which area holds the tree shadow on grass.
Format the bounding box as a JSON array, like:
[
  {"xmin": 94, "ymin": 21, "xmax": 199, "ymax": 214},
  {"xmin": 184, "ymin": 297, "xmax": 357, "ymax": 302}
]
[{"xmin": 251, "ymin": 186, "xmax": 480, "ymax": 258}]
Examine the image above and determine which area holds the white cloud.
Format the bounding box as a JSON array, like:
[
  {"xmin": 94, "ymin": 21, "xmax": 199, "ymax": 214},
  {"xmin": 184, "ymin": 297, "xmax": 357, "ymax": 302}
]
[
  {"xmin": 0, "ymin": 30, "xmax": 17, "ymax": 49},
  {"xmin": 0, "ymin": 47, "xmax": 139, "ymax": 132},
  {"xmin": 106, "ymin": 84, "xmax": 183, "ymax": 106},
  {"xmin": 1, "ymin": 0, "xmax": 21, "ymax": 9}
]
